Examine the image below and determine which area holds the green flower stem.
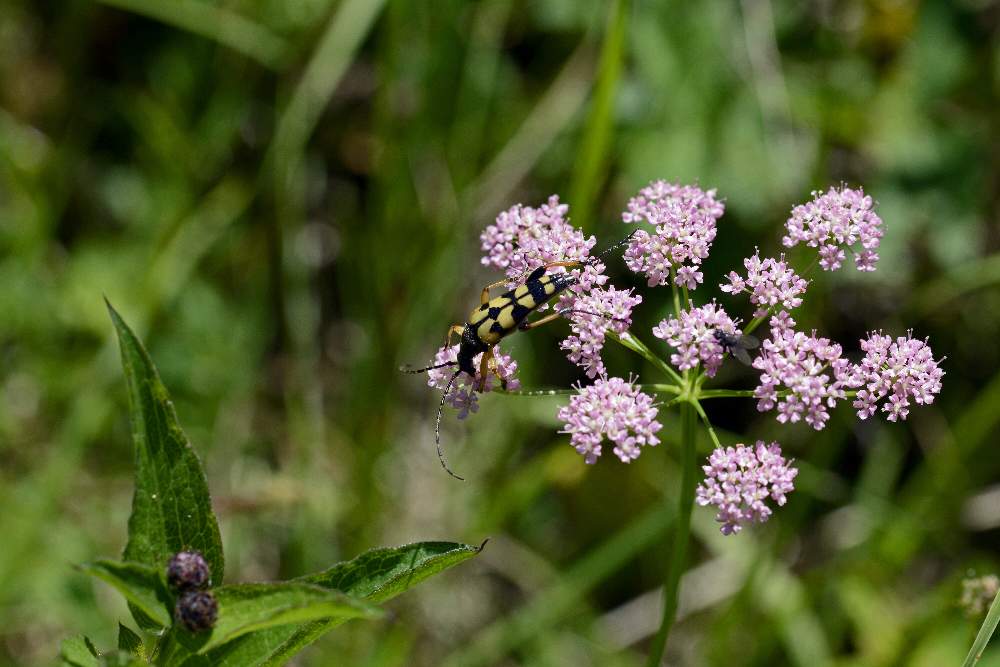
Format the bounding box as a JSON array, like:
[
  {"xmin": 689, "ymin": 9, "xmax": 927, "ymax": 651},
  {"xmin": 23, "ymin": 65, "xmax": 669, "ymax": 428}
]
[
  {"xmin": 645, "ymin": 384, "xmax": 682, "ymax": 394},
  {"xmin": 500, "ymin": 388, "xmax": 578, "ymax": 396},
  {"xmin": 962, "ymin": 589, "xmax": 1000, "ymax": 667},
  {"xmin": 698, "ymin": 388, "xmax": 758, "ymax": 399},
  {"xmin": 671, "ymin": 270, "xmax": 681, "ymax": 318},
  {"xmin": 690, "ymin": 399, "xmax": 722, "ymax": 449},
  {"xmin": 502, "ymin": 384, "xmax": 681, "ymax": 397},
  {"xmin": 743, "ymin": 313, "xmax": 768, "ymax": 335},
  {"xmin": 646, "ymin": 400, "xmax": 697, "ymax": 667},
  {"xmin": 609, "ymin": 331, "xmax": 685, "ymax": 386}
]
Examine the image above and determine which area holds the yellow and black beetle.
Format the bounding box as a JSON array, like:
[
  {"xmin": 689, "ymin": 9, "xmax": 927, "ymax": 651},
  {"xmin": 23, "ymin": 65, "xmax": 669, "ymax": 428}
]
[{"xmin": 403, "ymin": 232, "xmax": 635, "ymax": 479}]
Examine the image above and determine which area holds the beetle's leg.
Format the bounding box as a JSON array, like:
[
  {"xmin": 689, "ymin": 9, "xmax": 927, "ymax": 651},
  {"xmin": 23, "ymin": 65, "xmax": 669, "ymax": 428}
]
[
  {"xmin": 519, "ymin": 308, "xmax": 625, "ymax": 332},
  {"xmin": 445, "ymin": 324, "xmax": 465, "ymax": 347},
  {"xmin": 480, "ymin": 278, "xmax": 510, "ymax": 304},
  {"xmin": 487, "ymin": 352, "xmax": 508, "ymax": 390},
  {"xmin": 539, "ymin": 260, "xmax": 584, "ymax": 270},
  {"xmin": 518, "ymin": 311, "xmax": 563, "ymax": 331},
  {"xmin": 476, "ymin": 347, "xmax": 495, "ymax": 392}
]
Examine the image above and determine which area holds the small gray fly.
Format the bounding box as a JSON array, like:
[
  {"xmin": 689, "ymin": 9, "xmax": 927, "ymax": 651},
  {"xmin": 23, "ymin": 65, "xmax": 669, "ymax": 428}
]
[{"xmin": 713, "ymin": 329, "xmax": 760, "ymax": 366}]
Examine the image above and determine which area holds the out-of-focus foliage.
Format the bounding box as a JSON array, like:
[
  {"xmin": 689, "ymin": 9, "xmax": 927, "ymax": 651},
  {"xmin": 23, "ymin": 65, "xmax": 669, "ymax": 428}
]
[{"xmin": 0, "ymin": 0, "xmax": 998, "ymax": 664}]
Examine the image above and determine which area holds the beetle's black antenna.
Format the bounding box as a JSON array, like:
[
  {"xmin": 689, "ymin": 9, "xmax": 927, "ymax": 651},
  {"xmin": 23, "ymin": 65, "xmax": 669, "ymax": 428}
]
[
  {"xmin": 436, "ymin": 369, "xmax": 465, "ymax": 481},
  {"xmin": 591, "ymin": 229, "xmax": 638, "ymax": 263},
  {"xmin": 400, "ymin": 360, "xmax": 458, "ymax": 374}
]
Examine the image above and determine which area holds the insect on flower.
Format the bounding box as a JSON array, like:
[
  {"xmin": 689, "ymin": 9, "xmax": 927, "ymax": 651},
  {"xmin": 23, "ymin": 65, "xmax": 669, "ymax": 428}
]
[
  {"xmin": 402, "ymin": 231, "xmax": 637, "ymax": 480},
  {"xmin": 713, "ymin": 329, "xmax": 760, "ymax": 366}
]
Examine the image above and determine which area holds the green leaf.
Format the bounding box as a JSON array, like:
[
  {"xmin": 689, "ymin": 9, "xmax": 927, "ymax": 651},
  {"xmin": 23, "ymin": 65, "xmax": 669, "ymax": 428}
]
[
  {"xmin": 117, "ymin": 623, "xmax": 144, "ymax": 658},
  {"xmin": 172, "ymin": 582, "xmax": 382, "ymax": 654},
  {"xmin": 79, "ymin": 560, "xmax": 173, "ymax": 627},
  {"xmin": 200, "ymin": 541, "xmax": 483, "ymax": 666},
  {"xmin": 60, "ymin": 635, "xmax": 99, "ymax": 667},
  {"xmin": 106, "ymin": 302, "xmax": 224, "ymax": 613},
  {"xmin": 297, "ymin": 540, "xmax": 485, "ymax": 602},
  {"xmin": 99, "ymin": 651, "xmax": 147, "ymax": 667}
]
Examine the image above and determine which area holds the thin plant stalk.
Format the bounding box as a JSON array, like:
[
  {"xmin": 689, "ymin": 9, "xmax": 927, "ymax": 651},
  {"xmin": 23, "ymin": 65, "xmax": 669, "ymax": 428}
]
[
  {"xmin": 962, "ymin": 589, "xmax": 1000, "ymax": 667},
  {"xmin": 646, "ymin": 400, "xmax": 697, "ymax": 666},
  {"xmin": 609, "ymin": 331, "xmax": 685, "ymax": 385}
]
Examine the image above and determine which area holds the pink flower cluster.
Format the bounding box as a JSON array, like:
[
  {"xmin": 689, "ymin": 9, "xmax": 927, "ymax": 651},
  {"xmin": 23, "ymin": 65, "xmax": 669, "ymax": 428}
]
[
  {"xmin": 751, "ymin": 313, "xmax": 854, "ymax": 430},
  {"xmin": 783, "ymin": 186, "xmax": 883, "ymax": 272},
  {"xmin": 652, "ymin": 301, "xmax": 740, "ymax": 378},
  {"xmin": 622, "ymin": 181, "xmax": 724, "ymax": 289},
  {"xmin": 720, "ymin": 251, "xmax": 808, "ymax": 317},
  {"xmin": 480, "ymin": 195, "xmax": 606, "ymax": 294},
  {"xmin": 560, "ymin": 286, "xmax": 643, "ymax": 379},
  {"xmin": 426, "ymin": 344, "xmax": 520, "ymax": 419},
  {"xmin": 558, "ymin": 376, "xmax": 662, "ymax": 464},
  {"xmin": 851, "ymin": 331, "xmax": 945, "ymax": 422},
  {"xmin": 695, "ymin": 441, "xmax": 798, "ymax": 535}
]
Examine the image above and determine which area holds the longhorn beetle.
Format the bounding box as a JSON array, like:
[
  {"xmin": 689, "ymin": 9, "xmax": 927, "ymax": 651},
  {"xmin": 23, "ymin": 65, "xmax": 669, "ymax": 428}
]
[{"xmin": 403, "ymin": 232, "xmax": 636, "ymax": 480}]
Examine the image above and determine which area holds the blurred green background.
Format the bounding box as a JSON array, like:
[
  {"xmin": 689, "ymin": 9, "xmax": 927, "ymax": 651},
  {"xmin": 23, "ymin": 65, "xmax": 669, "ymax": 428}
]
[{"xmin": 1, "ymin": 0, "xmax": 999, "ymax": 665}]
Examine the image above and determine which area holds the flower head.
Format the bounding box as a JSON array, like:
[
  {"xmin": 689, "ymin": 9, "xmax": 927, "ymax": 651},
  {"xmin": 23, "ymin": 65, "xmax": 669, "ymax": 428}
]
[
  {"xmin": 560, "ymin": 286, "xmax": 643, "ymax": 378},
  {"xmin": 480, "ymin": 195, "xmax": 606, "ymax": 295},
  {"xmin": 961, "ymin": 574, "xmax": 1000, "ymax": 617},
  {"xmin": 622, "ymin": 181, "xmax": 724, "ymax": 289},
  {"xmin": 558, "ymin": 376, "xmax": 661, "ymax": 464},
  {"xmin": 721, "ymin": 251, "xmax": 808, "ymax": 317},
  {"xmin": 696, "ymin": 441, "xmax": 798, "ymax": 535},
  {"xmin": 783, "ymin": 186, "xmax": 884, "ymax": 272},
  {"xmin": 175, "ymin": 591, "xmax": 219, "ymax": 633},
  {"xmin": 752, "ymin": 313, "xmax": 854, "ymax": 430},
  {"xmin": 652, "ymin": 301, "xmax": 740, "ymax": 378},
  {"xmin": 427, "ymin": 344, "xmax": 520, "ymax": 419},
  {"xmin": 166, "ymin": 551, "xmax": 210, "ymax": 592},
  {"xmin": 850, "ymin": 331, "xmax": 944, "ymax": 422}
]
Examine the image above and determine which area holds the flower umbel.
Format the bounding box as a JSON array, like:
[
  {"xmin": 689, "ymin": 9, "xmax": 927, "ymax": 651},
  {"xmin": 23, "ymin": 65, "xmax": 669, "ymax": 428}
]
[
  {"xmin": 558, "ymin": 376, "xmax": 662, "ymax": 464},
  {"xmin": 622, "ymin": 180, "xmax": 724, "ymax": 289},
  {"xmin": 695, "ymin": 441, "xmax": 798, "ymax": 535},
  {"xmin": 752, "ymin": 313, "xmax": 854, "ymax": 430},
  {"xmin": 480, "ymin": 195, "xmax": 606, "ymax": 295},
  {"xmin": 850, "ymin": 331, "xmax": 944, "ymax": 421},
  {"xmin": 653, "ymin": 301, "xmax": 740, "ymax": 378},
  {"xmin": 559, "ymin": 286, "xmax": 643, "ymax": 378},
  {"xmin": 961, "ymin": 574, "xmax": 1000, "ymax": 618},
  {"xmin": 783, "ymin": 186, "xmax": 883, "ymax": 271},
  {"xmin": 426, "ymin": 344, "xmax": 520, "ymax": 419},
  {"xmin": 720, "ymin": 251, "xmax": 808, "ymax": 317}
]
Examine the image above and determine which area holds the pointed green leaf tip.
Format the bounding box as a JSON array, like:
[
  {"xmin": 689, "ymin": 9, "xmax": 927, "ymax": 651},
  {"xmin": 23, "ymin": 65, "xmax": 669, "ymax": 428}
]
[
  {"xmin": 60, "ymin": 635, "xmax": 99, "ymax": 667},
  {"xmin": 106, "ymin": 302, "xmax": 224, "ymax": 610},
  {"xmin": 117, "ymin": 623, "xmax": 144, "ymax": 657}
]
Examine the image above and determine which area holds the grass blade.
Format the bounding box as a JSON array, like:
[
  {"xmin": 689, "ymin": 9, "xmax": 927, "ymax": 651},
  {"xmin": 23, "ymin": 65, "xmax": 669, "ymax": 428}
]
[
  {"xmin": 963, "ymin": 589, "xmax": 1000, "ymax": 667},
  {"xmin": 96, "ymin": 0, "xmax": 289, "ymax": 69}
]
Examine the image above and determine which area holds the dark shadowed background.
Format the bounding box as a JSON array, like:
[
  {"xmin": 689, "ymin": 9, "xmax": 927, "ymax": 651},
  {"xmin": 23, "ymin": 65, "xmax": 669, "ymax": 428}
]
[{"xmin": 1, "ymin": 0, "xmax": 999, "ymax": 664}]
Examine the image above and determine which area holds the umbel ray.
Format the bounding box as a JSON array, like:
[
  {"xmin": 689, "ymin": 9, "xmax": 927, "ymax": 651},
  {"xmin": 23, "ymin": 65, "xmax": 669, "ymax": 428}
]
[{"xmin": 402, "ymin": 232, "xmax": 636, "ymax": 480}]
